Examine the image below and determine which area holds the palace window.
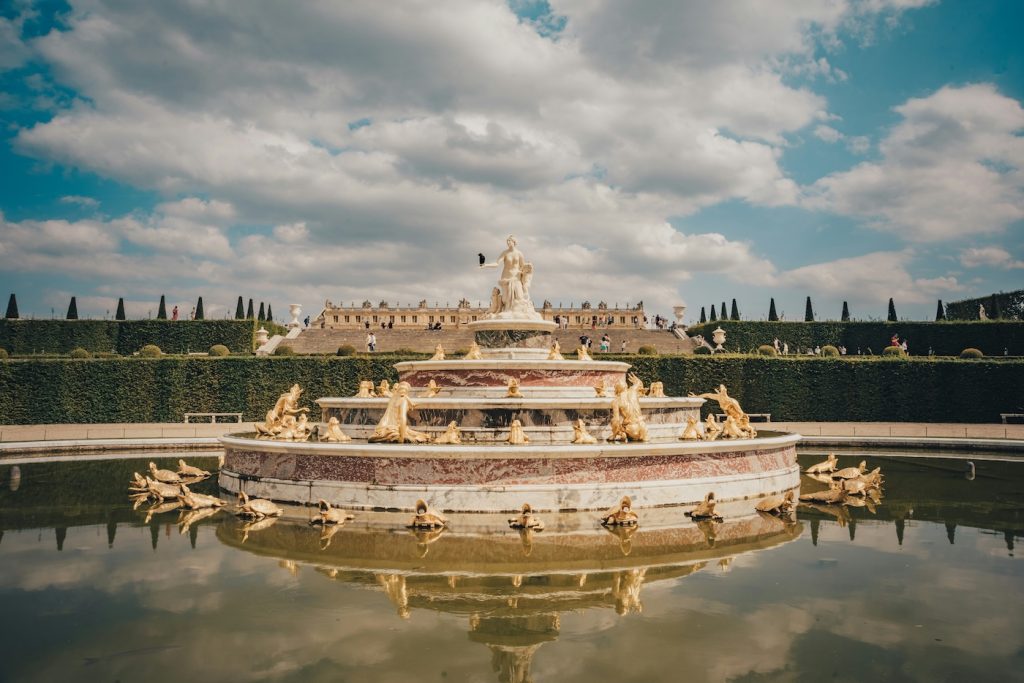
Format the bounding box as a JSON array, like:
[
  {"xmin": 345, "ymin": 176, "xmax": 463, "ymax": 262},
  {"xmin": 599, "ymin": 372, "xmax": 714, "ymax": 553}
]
[
  {"xmin": 450, "ymin": 316, "xmax": 456, "ymax": 323},
  {"xmin": 575, "ymin": 316, "xmax": 581, "ymax": 324},
  {"xmin": 412, "ymin": 316, "xmax": 417, "ymax": 323},
  {"xmin": 356, "ymin": 316, "xmax": 361, "ymax": 322},
  {"xmin": 344, "ymin": 315, "xmax": 350, "ymax": 323},
  {"xmin": 401, "ymin": 316, "xmax": 406, "ymax": 323},
  {"xmin": 333, "ymin": 316, "xmax": 338, "ymax": 323},
  {"xmin": 429, "ymin": 315, "xmax": 434, "ymax": 323},
  {"xmin": 620, "ymin": 317, "xmax": 625, "ymax": 324},
  {"xmin": 373, "ymin": 315, "xmax": 378, "ymax": 323}
]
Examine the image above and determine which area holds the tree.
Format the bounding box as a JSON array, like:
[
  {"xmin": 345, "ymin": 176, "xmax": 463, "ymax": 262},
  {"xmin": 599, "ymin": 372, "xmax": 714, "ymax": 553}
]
[
  {"xmin": 258, "ymin": 301, "xmax": 265, "ymax": 321},
  {"xmin": 266, "ymin": 303, "xmax": 273, "ymax": 322},
  {"xmin": 195, "ymin": 296, "xmax": 205, "ymax": 320},
  {"xmin": 935, "ymin": 299, "xmax": 945, "ymax": 321},
  {"xmin": 804, "ymin": 296, "xmax": 814, "ymax": 322},
  {"xmin": 730, "ymin": 298, "xmax": 740, "ymax": 320},
  {"xmin": 5, "ymin": 293, "xmax": 18, "ymax": 319},
  {"xmin": 699, "ymin": 306, "xmax": 706, "ymax": 324},
  {"xmin": 709, "ymin": 304, "xmax": 718, "ymax": 322},
  {"xmin": 157, "ymin": 295, "xmax": 167, "ymax": 320},
  {"xmin": 235, "ymin": 296, "xmax": 245, "ymax": 319},
  {"xmin": 841, "ymin": 301, "xmax": 850, "ymax": 322},
  {"xmin": 66, "ymin": 296, "xmax": 79, "ymax": 320},
  {"xmin": 246, "ymin": 298, "xmax": 254, "ymax": 319},
  {"xmin": 720, "ymin": 302, "xmax": 727, "ymax": 321},
  {"xmin": 768, "ymin": 298, "xmax": 778, "ymax": 322},
  {"xmin": 887, "ymin": 298, "xmax": 897, "ymax": 322},
  {"xmin": 115, "ymin": 298, "xmax": 126, "ymax": 320}
]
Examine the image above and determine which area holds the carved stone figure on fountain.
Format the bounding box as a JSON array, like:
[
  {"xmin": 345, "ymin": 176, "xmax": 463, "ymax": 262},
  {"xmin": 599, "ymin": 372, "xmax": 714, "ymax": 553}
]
[
  {"xmin": 464, "ymin": 342, "xmax": 483, "ymax": 360},
  {"xmin": 608, "ymin": 374, "xmax": 649, "ymax": 442},
  {"xmin": 547, "ymin": 340, "xmax": 563, "ymax": 360},
  {"xmin": 369, "ymin": 381, "xmax": 431, "ymax": 443},
  {"xmin": 479, "ymin": 235, "xmax": 542, "ymax": 321}
]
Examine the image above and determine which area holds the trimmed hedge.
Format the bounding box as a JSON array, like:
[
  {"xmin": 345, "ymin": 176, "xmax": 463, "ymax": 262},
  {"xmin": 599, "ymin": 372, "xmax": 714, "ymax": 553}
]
[
  {"xmin": 686, "ymin": 320, "xmax": 1024, "ymax": 356},
  {"xmin": 0, "ymin": 320, "xmax": 254, "ymax": 355},
  {"xmin": 1, "ymin": 355, "xmax": 1021, "ymax": 425}
]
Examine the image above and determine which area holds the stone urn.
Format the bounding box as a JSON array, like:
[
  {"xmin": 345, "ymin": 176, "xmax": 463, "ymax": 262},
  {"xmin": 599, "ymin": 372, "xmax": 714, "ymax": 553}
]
[
  {"xmin": 255, "ymin": 327, "xmax": 269, "ymax": 346},
  {"xmin": 672, "ymin": 305, "xmax": 687, "ymax": 325},
  {"xmin": 712, "ymin": 326, "xmax": 726, "ymax": 352},
  {"xmin": 287, "ymin": 304, "xmax": 302, "ymax": 329}
]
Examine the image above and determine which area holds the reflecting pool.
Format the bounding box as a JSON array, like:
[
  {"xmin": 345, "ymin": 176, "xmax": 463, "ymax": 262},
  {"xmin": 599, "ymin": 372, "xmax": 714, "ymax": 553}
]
[{"xmin": 0, "ymin": 451, "xmax": 1021, "ymax": 682}]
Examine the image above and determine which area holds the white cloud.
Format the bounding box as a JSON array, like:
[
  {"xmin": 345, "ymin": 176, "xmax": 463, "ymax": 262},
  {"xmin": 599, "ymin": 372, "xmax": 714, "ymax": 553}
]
[
  {"xmin": 59, "ymin": 195, "xmax": 100, "ymax": 208},
  {"xmin": 814, "ymin": 125, "xmax": 844, "ymax": 143},
  {"xmin": 0, "ymin": 16, "xmax": 29, "ymax": 70},
  {"xmin": 807, "ymin": 84, "xmax": 1024, "ymax": 241},
  {"xmin": 959, "ymin": 246, "xmax": 1024, "ymax": 270}
]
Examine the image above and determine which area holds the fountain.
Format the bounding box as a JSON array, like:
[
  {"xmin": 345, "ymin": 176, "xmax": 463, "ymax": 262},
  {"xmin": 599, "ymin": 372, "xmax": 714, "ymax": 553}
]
[{"xmin": 219, "ymin": 235, "xmax": 801, "ymax": 513}]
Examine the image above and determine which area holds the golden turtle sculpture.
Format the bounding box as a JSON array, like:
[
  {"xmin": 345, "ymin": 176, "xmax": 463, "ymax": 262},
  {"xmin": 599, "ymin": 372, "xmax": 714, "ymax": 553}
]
[
  {"xmin": 310, "ymin": 499, "xmax": 354, "ymax": 525},
  {"xmin": 832, "ymin": 460, "xmax": 867, "ymax": 480},
  {"xmin": 148, "ymin": 461, "xmax": 181, "ymax": 484},
  {"xmin": 235, "ymin": 491, "xmax": 282, "ymax": 520},
  {"xmin": 508, "ymin": 503, "xmax": 545, "ymax": 531},
  {"xmin": 755, "ymin": 491, "xmax": 795, "ymax": 515},
  {"xmin": 600, "ymin": 496, "xmax": 639, "ymax": 527}
]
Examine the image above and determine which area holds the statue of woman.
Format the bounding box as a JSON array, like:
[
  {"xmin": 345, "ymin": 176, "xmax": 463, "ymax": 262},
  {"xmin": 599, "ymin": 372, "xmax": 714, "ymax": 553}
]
[
  {"xmin": 369, "ymin": 381, "xmax": 431, "ymax": 443},
  {"xmin": 481, "ymin": 235, "xmax": 538, "ymax": 318}
]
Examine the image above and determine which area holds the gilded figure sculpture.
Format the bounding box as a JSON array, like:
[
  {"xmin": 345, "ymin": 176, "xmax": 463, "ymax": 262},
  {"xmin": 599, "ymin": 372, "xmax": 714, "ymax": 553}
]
[
  {"xmin": 506, "ymin": 377, "xmax": 524, "ymax": 398},
  {"xmin": 647, "ymin": 381, "xmax": 666, "ymax": 398},
  {"xmin": 831, "ymin": 460, "xmax": 867, "ymax": 480},
  {"xmin": 235, "ymin": 491, "xmax": 282, "ymax": 520},
  {"xmin": 507, "ymin": 419, "xmax": 530, "ymax": 444},
  {"xmin": 129, "ymin": 471, "xmax": 149, "ymax": 493},
  {"xmin": 799, "ymin": 480, "xmax": 847, "ymax": 504},
  {"xmin": 310, "ymin": 499, "xmax": 354, "ymax": 525},
  {"xmin": 376, "ymin": 379, "xmax": 392, "ymax": 397},
  {"xmin": 318, "ymin": 417, "xmax": 352, "ymax": 443},
  {"xmin": 571, "ymin": 418, "xmax": 597, "ymax": 444},
  {"xmin": 690, "ymin": 384, "xmax": 745, "ymax": 422},
  {"xmin": 686, "ymin": 492, "xmax": 723, "ymax": 521},
  {"xmin": 547, "ymin": 340, "xmax": 564, "ymax": 360},
  {"xmin": 355, "ymin": 380, "xmax": 375, "ymax": 398},
  {"xmin": 805, "ymin": 453, "xmax": 838, "ymax": 474},
  {"xmin": 601, "ymin": 496, "xmax": 639, "ymax": 527},
  {"xmin": 255, "ymin": 383, "xmax": 309, "ymax": 437},
  {"xmin": 704, "ymin": 413, "xmax": 722, "ymax": 441},
  {"xmin": 369, "ymin": 381, "xmax": 431, "ymax": 443},
  {"xmin": 178, "ymin": 483, "xmax": 226, "ymax": 510},
  {"xmin": 433, "ymin": 421, "xmax": 463, "ymax": 444},
  {"xmin": 408, "ymin": 499, "xmax": 447, "ymax": 529},
  {"xmin": 608, "ymin": 374, "xmax": 649, "ymax": 442},
  {"xmin": 576, "ymin": 345, "xmax": 592, "ymax": 361},
  {"xmin": 679, "ymin": 416, "xmax": 702, "ymax": 440},
  {"xmin": 430, "ymin": 344, "xmax": 445, "ymax": 361},
  {"xmin": 149, "ymin": 461, "xmax": 181, "ymax": 484},
  {"xmin": 177, "ymin": 459, "xmax": 210, "ymax": 478},
  {"xmin": 421, "ymin": 379, "xmax": 442, "ymax": 397},
  {"xmin": 464, "ymin": 342, "xmax": 483, "ymax": 360},
  {"xmin": 755, "ymin": 491, "xmax": 795, "ymax": 515},
  {"xmin": 508, "ymin": 502, "xmax": 545, "ymax": 531},
  {"xmin": 140, "ymin": 476, "xmax": 180, "ymax": 503}
]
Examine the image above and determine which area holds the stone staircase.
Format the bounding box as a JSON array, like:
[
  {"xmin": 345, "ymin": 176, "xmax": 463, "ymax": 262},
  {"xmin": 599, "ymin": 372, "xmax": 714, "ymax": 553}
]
[{"xmin": 285, "ymin": 326, "xmax": 695, "ymax": 355}]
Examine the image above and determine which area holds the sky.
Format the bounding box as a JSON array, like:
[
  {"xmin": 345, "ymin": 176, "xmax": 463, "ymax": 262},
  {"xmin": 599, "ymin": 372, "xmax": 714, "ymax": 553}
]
[{"xmin": 0, "ymin": 0, "xmax": 1021, "ymax": 323}]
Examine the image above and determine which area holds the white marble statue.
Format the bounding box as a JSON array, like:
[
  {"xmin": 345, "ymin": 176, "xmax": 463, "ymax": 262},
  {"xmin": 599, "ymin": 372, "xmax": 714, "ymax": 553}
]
[{"xmin": 480, "ymin": 235, "xmax": 541, "ymax": 320}]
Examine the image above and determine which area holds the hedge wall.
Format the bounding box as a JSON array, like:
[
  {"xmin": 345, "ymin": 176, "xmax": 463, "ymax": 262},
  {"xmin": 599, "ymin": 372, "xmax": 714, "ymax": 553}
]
[
  {"xmin": 0, "ymin": 320, "xmax": 254, "ymax": 355},
  {"xmin": 685, "ymin": 320, "xmax": 1024, "ymax": 356},
  {"xmin": 945, "ymin": 290, "xmax": 1023, "ymax": 321},
  {"xmin": 1, "ymin": 355, "xmax": 1021, "ymax": 425}
]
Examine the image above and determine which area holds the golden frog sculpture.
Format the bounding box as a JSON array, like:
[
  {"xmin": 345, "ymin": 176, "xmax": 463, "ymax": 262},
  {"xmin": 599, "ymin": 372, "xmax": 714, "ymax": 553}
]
[
  {"xmin": 355, "ymin": 380, "xmax": 375, "ymax": 398},
  {"xmin": 704, "ymin": 413, "xmax": 722, "ymax": 441},
  {"xmin": 376, "ymin": 379, "xmax": 392, "ymax": 398},
  {"xmin": 679, "ymin": 416, "xmax": 702, "ymax": 441},
  {"xmin": 547, "ymin": 340, "xmax": 564, "ymax": 360},
  {"xmin": 318, "ymin": 417, "xmax": 352, "ymax": 443},
  {"xmin": 506, "ymin": 419, "xmax": 530, "ymax": 444},
  {"xmin": 686, "ymin": 492, "xmax": 723, "ymax": 521},
  {"xmin": 433, "ymin": 421, "xmax": 462, "ymax": 444},
  {"xmin": 430, "ymin": 344, "xmax": 445, "ymax": 361},
  {"xmin": 571, "ymin": 418, "xmax": 597, "ymax": 444},
  {"xmin": 506, "ymin": 377, "xmax": 524, "ymax": 398},
  {"xmin": 464, "ymin": 342, "xmax": 483, "ymax": 360}
]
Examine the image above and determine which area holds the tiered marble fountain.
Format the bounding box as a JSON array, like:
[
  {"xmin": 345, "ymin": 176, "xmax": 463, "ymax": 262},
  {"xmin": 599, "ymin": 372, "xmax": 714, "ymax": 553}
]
[{"xmin": 220, "ymin": 236, "xmax": 800, "ymax": 513}]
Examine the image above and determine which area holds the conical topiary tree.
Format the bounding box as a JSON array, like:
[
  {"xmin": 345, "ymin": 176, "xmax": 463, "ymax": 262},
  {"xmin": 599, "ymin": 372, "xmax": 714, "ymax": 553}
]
[
  {"xmin": 157, "ymin": 295, "xmax": 167, "ymax": 320},
  {"xmin": 935, "ymin": 299, "xmax": 945, "ymax": 321},
  {"xmin": 730, "ymin": 298, "xmax": 740, "ymax": 321},
  {"xmin": 699, "ymin": 307, "xmax": 706, "ymax": 324},
  {"xmin": 67, "ymin": 296, "xmax": 79, "ymax": 320},
  {"xmin": 5, "ymin": 293, "xmax": 18, "ymax": 319},
  {"xmin": 246, "ymin": 298, "xmax": 254, "ymax": 319},
  {"xmin": 721, "ymin": 302, "xmax": 727, "ymax": 321},
  {"xmin": 258, "ymin": 302, "xmax": 265, "ymax": 321},
  {"xmin": 887, "ymin": 298, "xmax": 897, "ymax": 322},
  {"xmin": 804, "ymin": 296, "xmax": 814, "ymax": 322},
  {"xmin": 195, "ymin": 296, "xmax": 204, "ymax": 320},
  {"xmin": 266, "ymin": 303, "xmax": 273, "ymax": 322},
  {"xmin": 709, "ymin": 304, "xmax": 718, "ymax": 322},
  {"xmin": 235, "ymin": 296, "xmax": 245, "ymax": 319},
  {"xmin": 115, "ymin": 297, "xmax": 126, "ymax": 320},
  {"xmin": 841, "ymin": 301, "xmax": 850, "ymax": 322},
  {"xmin": 768, "ymin": 298, "xmax": 778, "ymax": 322}
]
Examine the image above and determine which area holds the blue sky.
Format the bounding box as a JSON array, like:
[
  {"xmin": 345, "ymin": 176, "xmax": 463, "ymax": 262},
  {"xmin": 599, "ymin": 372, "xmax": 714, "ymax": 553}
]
[{"xmin": 0, "ymin": 0, "xmax": 1021, "ymax": 322}]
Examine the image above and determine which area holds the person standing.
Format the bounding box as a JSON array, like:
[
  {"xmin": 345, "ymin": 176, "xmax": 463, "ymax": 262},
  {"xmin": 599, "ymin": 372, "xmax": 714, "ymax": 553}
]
[{"xmin": 171, "ymin": 305, "xmax": 179, "ymax": 321}]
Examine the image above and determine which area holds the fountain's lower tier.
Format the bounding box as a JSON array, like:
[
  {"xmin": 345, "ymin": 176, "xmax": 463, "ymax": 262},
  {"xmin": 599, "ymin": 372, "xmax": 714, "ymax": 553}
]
[{"xmin": 218, "ymin": 432, "xmax": 800, "ymax": 513}]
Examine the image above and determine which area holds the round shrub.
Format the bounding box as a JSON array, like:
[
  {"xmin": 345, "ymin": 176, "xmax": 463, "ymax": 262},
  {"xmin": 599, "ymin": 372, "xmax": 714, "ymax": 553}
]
[
  {"xmin": 139, "ymin": 344, "xmax": 162, "ymax": 358},
  {"xmin": 0, "ymin": 347, "xmax": 8, "ymax": 360},
  {"xmin": 336, "ymin": 344, "xmax": 357, "ymax": 356},
  {"xmin": 882, "ymin": 345, "xmax": 905, "ymax": 357},
  {"xmin": 274, "ymin": 345, "xmax": 295, "ymax": 356},
  {"xmin": 209, "ymin": 344, "xmax": 230, "ymax": 357},
  {"xmin": 69, "ymin": 347, "xmax": 92, "ymax": 359},
  {"xmin": 637, "ymin": 345, "xmax": 658, "ymax": 355},
  {"xmin": 692, "ymin": 345, "xmax": 712, "ymax": 355},
  {"xmin": 756, "ymin": 344, "xmax": 777, "ymax": 356},
  {"xmin": 821, "ymin": 345, "xmax": 840, "ymax": 357},
  {"xmin": 959, "ymin": 347, "xmax": 984, "ymax": 359}
]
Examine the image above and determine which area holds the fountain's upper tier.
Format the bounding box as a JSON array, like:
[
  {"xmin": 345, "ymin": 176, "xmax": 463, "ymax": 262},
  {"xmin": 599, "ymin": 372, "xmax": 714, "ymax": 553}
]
[{"xmin": 394, "ymin": 358, "xmax": 632, "ymax": 398}]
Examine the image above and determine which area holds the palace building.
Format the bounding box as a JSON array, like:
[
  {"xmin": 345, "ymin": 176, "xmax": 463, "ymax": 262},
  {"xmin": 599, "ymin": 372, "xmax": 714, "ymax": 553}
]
[{"xmin": 313, "ymin": 298, "xmax": 648, "ymax": 330}]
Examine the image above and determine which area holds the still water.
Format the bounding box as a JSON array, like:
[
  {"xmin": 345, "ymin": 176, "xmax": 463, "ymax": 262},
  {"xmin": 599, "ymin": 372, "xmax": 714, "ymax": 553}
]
[{"xmin": 0, "ymin": 451, "xmax": 1021, "ymax": 683}]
